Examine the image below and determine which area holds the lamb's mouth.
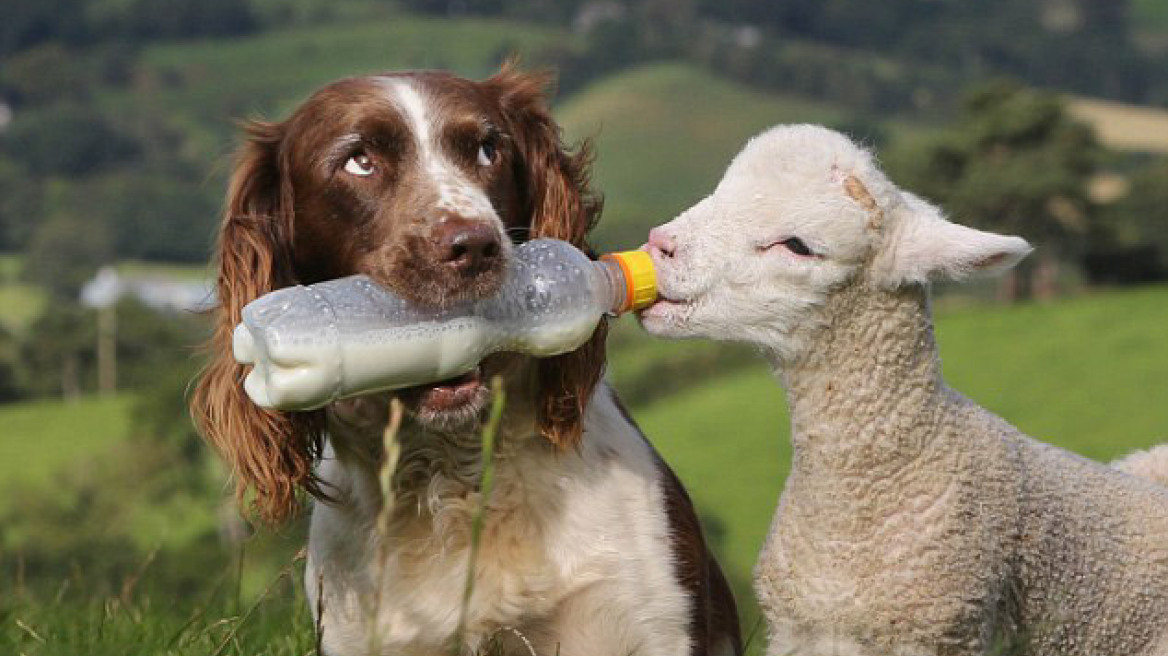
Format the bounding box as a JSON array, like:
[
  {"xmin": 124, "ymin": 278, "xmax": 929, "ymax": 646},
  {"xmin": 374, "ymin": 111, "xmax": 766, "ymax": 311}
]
[{"xmin": 638, "ymin": 293, "xmax": 697, "ymax": 331}]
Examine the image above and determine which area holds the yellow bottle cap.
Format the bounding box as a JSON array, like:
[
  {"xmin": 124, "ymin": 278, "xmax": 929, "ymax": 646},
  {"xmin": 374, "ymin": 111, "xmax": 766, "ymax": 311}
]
[{"xmin": 601, "ymin": 250, "xmax": 658, "ymax": 313}]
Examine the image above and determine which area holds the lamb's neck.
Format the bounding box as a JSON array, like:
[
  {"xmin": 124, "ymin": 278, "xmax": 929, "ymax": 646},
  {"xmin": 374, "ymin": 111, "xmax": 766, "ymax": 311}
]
[{"xmin": 775, "ymin": 283, "xmax": 948, "ymax": 476}]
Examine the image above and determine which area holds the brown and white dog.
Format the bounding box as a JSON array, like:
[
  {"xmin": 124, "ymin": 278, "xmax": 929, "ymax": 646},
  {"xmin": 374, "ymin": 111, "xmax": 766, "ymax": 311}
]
[{"xmin": 191, "ymin": 65, "xmax": 741, "ymax": 656}]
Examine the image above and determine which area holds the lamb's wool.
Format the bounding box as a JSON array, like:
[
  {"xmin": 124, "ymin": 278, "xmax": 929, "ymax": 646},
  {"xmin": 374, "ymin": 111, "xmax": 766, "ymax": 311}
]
[
  {"xmin": 1114, "ymin": 445, "xmax": 1168, "ymax": 487},
  {"xmin": 642, "ymin": 124, "xmax": 1168, "ymax": 656}
]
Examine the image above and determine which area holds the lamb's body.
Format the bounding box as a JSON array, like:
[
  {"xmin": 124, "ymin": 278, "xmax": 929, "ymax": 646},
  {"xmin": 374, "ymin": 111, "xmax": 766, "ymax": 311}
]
[
  {"xmin": 757, "ymin": 285, "xmax": 1168, "ymax": 656},
  {"xmin": 640, "ymin": 124, "xmax": 1168, "ymax": 656}
]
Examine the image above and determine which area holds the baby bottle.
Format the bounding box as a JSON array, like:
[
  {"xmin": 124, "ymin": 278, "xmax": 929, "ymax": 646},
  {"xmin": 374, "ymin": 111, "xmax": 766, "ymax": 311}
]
[{"xmin": 232, "ymin": 239, "xmax": 656, "ymax": 410}]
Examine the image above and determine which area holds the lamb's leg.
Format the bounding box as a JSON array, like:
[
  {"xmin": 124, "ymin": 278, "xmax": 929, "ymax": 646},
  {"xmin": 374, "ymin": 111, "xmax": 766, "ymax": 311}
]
[{"xmin": 1113, "ymin": 444, "xmax": 1168, "ymax": 487}]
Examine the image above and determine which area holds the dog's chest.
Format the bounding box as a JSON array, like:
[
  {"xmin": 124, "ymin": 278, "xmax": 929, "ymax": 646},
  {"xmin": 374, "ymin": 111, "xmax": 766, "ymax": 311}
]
[
  {"xmin": 306, "ymin": 454, "xmax": 626, "ymax": 655},
  {"xmin": 310, "ymin": 503, "xmax": 575, "ymax": 654}
]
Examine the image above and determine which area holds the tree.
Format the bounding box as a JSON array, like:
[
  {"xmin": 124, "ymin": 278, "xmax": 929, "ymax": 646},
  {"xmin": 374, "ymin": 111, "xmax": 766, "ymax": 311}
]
[
  {"xmin": 0, "ymin": 104, "xmax": 139, "ymax": 177},
  {"xmin": 0, "ymin": 0, "xmax": 87, "ymax": 56},
  {"xmin": 0, "ymin": 324, "xmax": 23, "ymax": 402},
  {"xmin": 1101, "ymin": 158, "xmax": 1168, "ymax": 276},
  {"xmin": 890, "ymin": 81, "xmax": 1101, "ymax": 300},
  {"xmin": 22, "ymin": 206, "xmax": 113, "ymax": 299},
  {"xmin": 0, "ymin": 157, "xmax": 42, "ymax": 251},
  {"xmin": 19, "ymin": 301, "xmax": 96, "ymax": 398}
]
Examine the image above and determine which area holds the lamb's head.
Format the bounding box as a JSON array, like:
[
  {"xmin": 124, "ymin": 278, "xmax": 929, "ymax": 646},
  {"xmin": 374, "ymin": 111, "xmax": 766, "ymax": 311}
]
[{"xmin": 641, "ymin": 124, "xmax": 1032, "ymax": 364}]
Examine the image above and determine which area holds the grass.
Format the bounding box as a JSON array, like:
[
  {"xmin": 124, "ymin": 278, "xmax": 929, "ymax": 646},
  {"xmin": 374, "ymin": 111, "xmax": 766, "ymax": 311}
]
[
  {"xmin": 0, "ymin": 253, "xmax": 45, "ymax": 333},
  {"xmin": 1132, "ymin": 0, "xmax": 1168, "ymax": 32},
  {"xmin": 0, "ymin": 395, "xmax": 132, "ymax": 498},
  {"xmin": 936, "ymin": 285, "xmax": 1168, "ymax": 460},
  {"xmin": 0, "ymin": 282, "xmax": 47, "ymax": 334},
  {"xmin": 1, "ymin": 556, "xmax": 316, "ymax": 656}
]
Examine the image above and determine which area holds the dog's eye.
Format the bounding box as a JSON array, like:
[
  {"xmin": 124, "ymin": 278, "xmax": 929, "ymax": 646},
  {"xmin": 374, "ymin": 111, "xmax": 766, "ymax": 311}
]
[
  {"xmin": 477, "ymin": 140, "xmax": 498, "ymax": 167},
  {"xmin": 344, "ymin": 152, "xmax": 375, "ymax": 177}
]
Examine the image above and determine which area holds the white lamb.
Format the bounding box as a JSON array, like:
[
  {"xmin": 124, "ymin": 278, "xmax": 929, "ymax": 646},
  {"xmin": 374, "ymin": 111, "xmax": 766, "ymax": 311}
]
[{"xmin": 639, "ymin": 124, "xmax": 1168, "ymax": 656}]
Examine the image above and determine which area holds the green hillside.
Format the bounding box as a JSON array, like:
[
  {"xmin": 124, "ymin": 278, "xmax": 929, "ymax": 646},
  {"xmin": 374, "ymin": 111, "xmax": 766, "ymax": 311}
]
[{"xmin": 557, "ymin": 63, "xmax": 854, "ymax": 250}]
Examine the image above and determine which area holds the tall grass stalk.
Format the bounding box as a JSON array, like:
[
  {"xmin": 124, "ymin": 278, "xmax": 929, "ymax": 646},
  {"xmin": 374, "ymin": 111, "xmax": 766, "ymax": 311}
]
[
  {"xmin": 364, "ymin": 398, "xmax": 405, "ymax": 655},
  {"xmin": 454, "ymin": 376, "xmax": 507, "ymax": 653},
  {"xmin": 209, "ymin": 550, "xmax": 306, "ymax": 656}
]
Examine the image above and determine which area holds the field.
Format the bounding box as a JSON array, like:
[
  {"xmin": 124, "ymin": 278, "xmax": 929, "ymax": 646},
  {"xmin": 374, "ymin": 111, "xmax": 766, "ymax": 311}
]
[
  {"xmin": 1133, "ymin": 0, "xmax": 1168, "ymax": 32},
  {"xmin": 1068, "ymin": 96, "xmax": 1168, "ymax": 155},
  {"xmin": 557, "ymin": 63, "xmax": 855, "ymax": 249},
  {"xmin": 5, "ymin": 10, "xmax": 1168, "ymax": 654}
]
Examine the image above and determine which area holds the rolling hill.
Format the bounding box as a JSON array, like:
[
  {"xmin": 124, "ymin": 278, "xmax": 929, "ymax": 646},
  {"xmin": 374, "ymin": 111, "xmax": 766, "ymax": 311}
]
[{"xmin": 556, "ymin": 63, "xmax": 857, "ymax": 250}]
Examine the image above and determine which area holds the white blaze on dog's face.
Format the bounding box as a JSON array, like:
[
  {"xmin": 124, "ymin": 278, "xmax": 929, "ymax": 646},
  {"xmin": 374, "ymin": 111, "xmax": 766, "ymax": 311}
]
[{"xmin": 640, "ymin": 124, "xmax": 1031, "ymax": 362}]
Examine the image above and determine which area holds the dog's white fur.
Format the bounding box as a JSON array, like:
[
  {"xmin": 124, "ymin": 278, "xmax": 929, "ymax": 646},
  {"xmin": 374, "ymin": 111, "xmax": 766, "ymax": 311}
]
[
  {"xmin": 642, "ymin": 124, "xmax": 1168, "ymax": 656},
  {"xmin": 305, "ymin": 385, "xmax": 705, "ymax": 656}
]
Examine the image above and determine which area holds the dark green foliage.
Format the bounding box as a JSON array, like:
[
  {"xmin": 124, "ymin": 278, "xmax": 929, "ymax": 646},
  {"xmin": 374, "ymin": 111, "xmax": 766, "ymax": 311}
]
[
  {"xmin": 1116, "ymin": 159, "xmax": 1168, "ymax": 265},
  {"xmin": 902, "ymin": 81, "xmax": 1100, "ymax": 243},
  {"xmin": 1096, "ymin": 157, "xmax": 1168, "ymax": 278},
  {"xmin": 0, "ymin": 159, "xmax": 43, "ymax": 251},
  {"xmin": 0, "ymin": 105, "xmax": 139, "ymax": 178},
  {"xmin": 0, "ymin": 324, "xmax": 22, "ymax": 402},
  {"xmin": 22, "ymin": 213, "xmax": 113, "ymax": 300},
  {"xmin": 112, "ymin": 300, "xmax": 206, "ymax": 392},
  {"xmin": 0, "ymin": 0, "xmax": 88, "ymax": 57},
  {"xmin": 87, "ymin": 0, "xmax": 259, "ymax": 42},
  {"xmin": 75, "ymin": 171, "xmax": 219, "ymax": 263},
  {"xmin": 18, "ymin": 298, "xmax": 203, "ymax": 398},
  {"xmin": 887, "ymin": 81, "xmax": 1102, "ymax": 297},
  {"xmin": 545, "ymin": 0, "xmax": 1162, "ymax": 111},
  {"xmin": 0, "ymin": 0, "xmax": 258, "ymax": 59},
  {"xmin": 0, "ymin": 43, "xmax": 94, "ymax": 107},
  {"xmin": 18, "ymin": 302, "xmax": 98, "ymax": 397}
]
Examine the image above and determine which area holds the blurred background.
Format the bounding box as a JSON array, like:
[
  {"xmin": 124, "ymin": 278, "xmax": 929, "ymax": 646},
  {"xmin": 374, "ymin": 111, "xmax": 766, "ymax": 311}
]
[{"xmin": 1, "ymin": 0, "xmax": 1166, "ymax": 652}]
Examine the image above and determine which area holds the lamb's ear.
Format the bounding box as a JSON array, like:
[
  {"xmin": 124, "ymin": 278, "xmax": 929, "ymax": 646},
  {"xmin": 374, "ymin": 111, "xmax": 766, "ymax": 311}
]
[{"xmin": 876, "ymin": 192, "xmax": 1032, "ymax": 287}]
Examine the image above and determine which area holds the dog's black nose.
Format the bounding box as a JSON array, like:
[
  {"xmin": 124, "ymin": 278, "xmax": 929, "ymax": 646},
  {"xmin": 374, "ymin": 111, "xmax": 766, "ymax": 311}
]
[{"xmin": 437, "ymin": 220, "xmax": 502, "ymax": 276}]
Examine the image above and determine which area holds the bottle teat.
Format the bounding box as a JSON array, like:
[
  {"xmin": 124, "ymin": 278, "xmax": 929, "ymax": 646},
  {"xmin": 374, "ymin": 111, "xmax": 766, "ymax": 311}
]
[{"xmin": 600, "ymin": 250, "xmax": 658, "ymax": 314}]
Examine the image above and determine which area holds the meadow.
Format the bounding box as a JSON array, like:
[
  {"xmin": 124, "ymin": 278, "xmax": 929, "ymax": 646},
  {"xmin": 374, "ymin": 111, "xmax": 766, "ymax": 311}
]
[{"xmin": 3, "ymin": 11, "xmax": 1168, "ymax": 656}]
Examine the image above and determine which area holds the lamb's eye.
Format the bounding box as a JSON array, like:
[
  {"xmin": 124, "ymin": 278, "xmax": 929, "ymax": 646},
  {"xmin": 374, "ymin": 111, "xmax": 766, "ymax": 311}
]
[
  {"xmin": 477, "ymin": 140, "xmax": 498, "ymax": 167},
  {"xmin": 781, "ymin": 237, "xmax": 814, "ymax": 257},
  {"xmin": 343, "ymin": 152, "xmax": 374, "ymax": 176},
  {"xmin": 762, "ymin": 237, "xmax": 816, "ymax": 257}
]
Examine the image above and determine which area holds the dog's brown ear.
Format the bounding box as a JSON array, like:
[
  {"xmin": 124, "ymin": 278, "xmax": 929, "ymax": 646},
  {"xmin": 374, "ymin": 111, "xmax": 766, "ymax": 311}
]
[
  {"xmin": 190, "ymin": 120, "xmax": 327, "ymax": 524},
  {"xmin": 487, "ymin": 62, "xmax": 607, "ymax": 449}
]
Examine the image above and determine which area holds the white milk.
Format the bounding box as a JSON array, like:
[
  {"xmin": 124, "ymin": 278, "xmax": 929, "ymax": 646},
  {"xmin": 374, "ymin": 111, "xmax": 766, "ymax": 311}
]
[{"xmin": 233, "ymin": 239, "xmax": 635, "ymax": 411}]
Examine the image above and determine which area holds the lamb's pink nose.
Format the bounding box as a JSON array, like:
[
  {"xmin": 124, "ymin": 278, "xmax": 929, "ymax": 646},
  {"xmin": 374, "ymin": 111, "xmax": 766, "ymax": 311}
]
[{"xmin": 646, "ymin": 228, "xmax": 676, "ymax": 258}]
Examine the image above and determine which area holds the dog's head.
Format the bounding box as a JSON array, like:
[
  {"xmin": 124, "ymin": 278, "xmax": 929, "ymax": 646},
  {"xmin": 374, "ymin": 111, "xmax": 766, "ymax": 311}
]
[
  {"xmin": 192, "ymin": 65, "xmax": 605, "ymax": 522},
  {"xmin": 641, "ymin": 124, "xmax": 1031, "ymax": 362}
]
